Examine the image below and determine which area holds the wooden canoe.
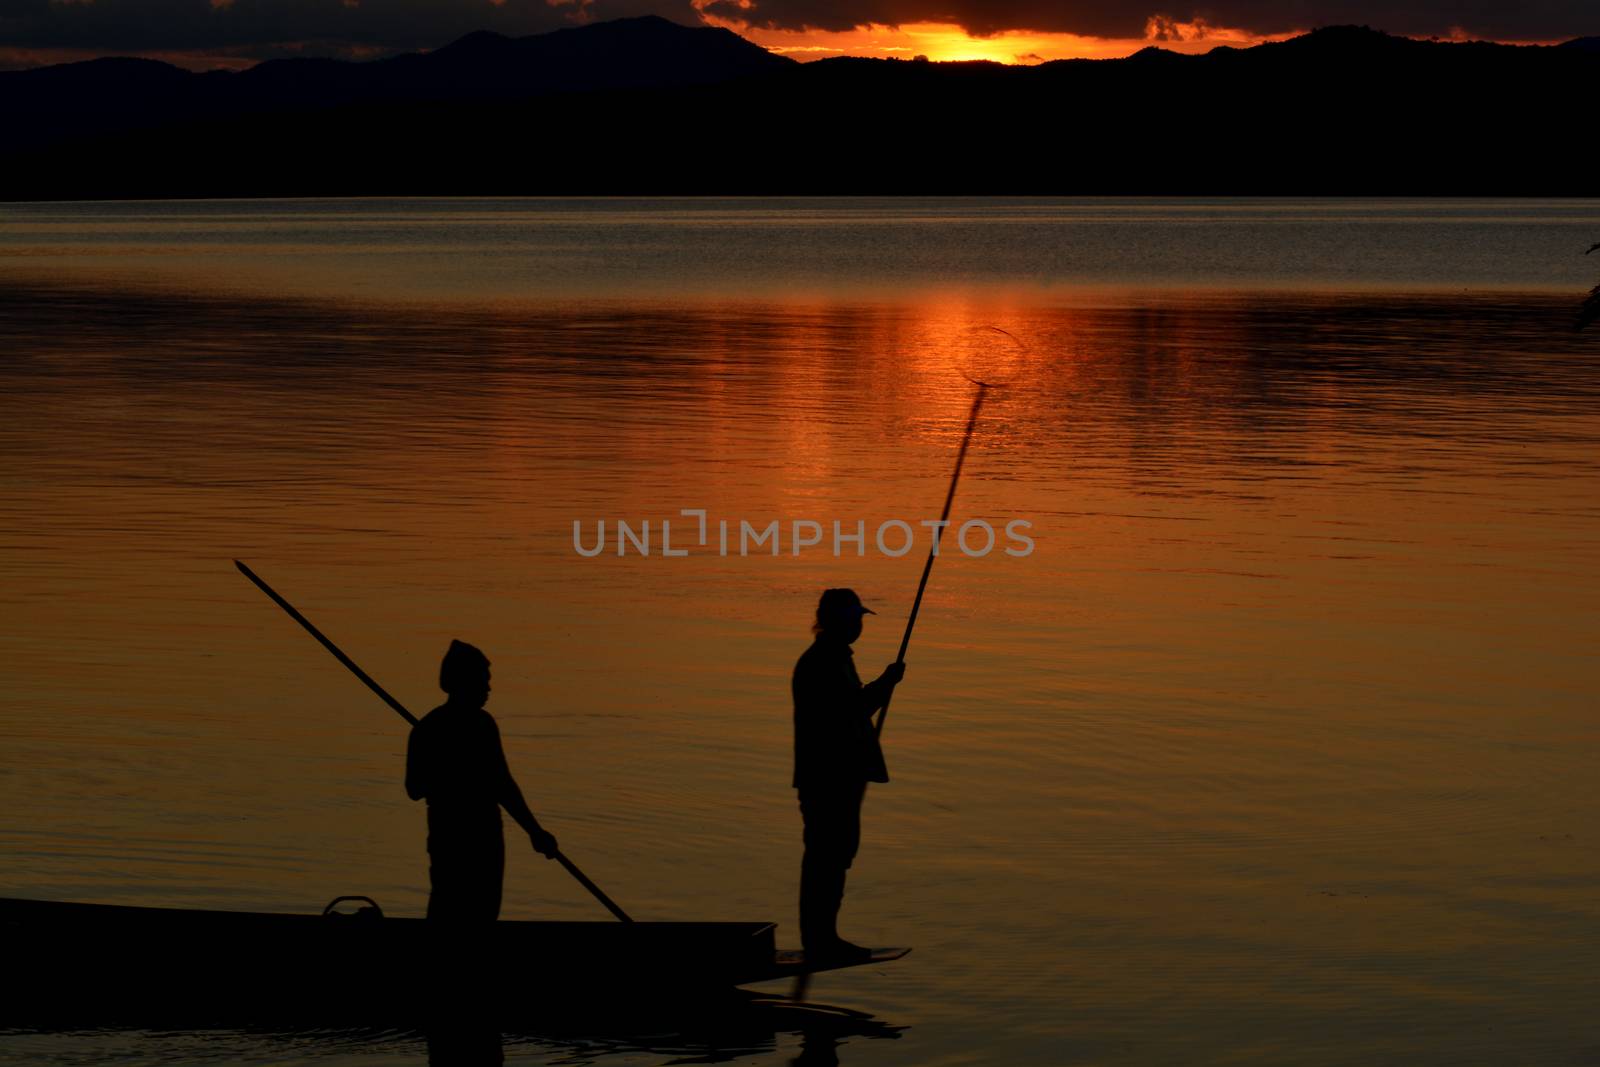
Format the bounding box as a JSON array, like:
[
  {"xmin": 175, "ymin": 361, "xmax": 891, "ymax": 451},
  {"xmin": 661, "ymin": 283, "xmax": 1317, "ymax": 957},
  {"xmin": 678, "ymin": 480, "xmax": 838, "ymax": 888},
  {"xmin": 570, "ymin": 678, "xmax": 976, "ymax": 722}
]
[{"xmin": 0, "ymin": 896, "xmax": 907, "ymax": 1021}]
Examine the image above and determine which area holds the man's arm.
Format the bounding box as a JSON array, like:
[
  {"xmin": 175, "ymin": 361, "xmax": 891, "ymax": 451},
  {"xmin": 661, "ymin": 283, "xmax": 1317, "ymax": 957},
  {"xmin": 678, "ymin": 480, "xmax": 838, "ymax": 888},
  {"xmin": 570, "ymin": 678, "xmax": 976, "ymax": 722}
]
[
  {"xmin": 488, "ymin": 721, "xmax": 559, "ymax": 857},
  {"xmin": 859, "ymin": 661, "xmax": 906, "ymax": 713}
]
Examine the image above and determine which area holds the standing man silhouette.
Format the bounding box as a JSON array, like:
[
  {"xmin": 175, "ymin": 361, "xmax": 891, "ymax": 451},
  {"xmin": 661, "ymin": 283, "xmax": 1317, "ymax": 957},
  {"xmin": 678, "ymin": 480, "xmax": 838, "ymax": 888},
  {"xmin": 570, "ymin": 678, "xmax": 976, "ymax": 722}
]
[
  {"xmin": 792, "ymin": 589, "xmax": 905, "ymax": 962},
  {"xmin": 406, "ymin": 640, "xmax": 559, "ymax": 921}
]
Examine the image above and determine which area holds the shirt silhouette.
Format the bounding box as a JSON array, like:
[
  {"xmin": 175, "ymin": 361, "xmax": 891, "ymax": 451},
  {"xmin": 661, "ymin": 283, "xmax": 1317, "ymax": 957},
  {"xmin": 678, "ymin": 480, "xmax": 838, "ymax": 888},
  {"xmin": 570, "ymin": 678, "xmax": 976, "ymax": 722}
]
[{"xmin": 792, "ymin": 638, "xmax": 892, "ymax": 789}]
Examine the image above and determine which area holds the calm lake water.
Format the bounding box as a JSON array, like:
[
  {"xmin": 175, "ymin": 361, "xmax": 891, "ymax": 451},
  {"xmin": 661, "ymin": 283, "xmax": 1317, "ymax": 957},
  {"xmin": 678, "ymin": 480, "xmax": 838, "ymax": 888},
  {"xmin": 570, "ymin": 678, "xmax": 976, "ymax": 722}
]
[{"xmin": 2, "ymin": 198, "xmax": 1599, "ymax": 1065}]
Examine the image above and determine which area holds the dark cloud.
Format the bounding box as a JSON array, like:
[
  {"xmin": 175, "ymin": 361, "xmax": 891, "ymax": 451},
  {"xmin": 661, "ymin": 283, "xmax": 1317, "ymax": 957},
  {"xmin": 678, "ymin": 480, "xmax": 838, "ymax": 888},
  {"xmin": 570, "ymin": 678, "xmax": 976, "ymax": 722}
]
[
  {"xmin": 0, "ymin": 0, "xmax": 702, "ymax": 61},
  {"xmin": 0, "ymin": 0, "xmax": 1593, "ymax": 66},
  {"xmin": 705, "ymin": 0, "xmax": 1598, "ymax": 40}
]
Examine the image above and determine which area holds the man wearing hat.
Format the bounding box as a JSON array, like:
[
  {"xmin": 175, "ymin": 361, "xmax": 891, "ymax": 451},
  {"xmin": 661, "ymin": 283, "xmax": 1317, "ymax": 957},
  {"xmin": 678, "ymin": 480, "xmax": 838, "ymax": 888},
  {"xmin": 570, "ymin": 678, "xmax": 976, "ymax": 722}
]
[
  {"xmin": 405, "ymin": 639, "xmax": 560, "ymax": 921},
  {"xmin": 792, "ymin": 588, "xmax": 906, "ymax": 961}
]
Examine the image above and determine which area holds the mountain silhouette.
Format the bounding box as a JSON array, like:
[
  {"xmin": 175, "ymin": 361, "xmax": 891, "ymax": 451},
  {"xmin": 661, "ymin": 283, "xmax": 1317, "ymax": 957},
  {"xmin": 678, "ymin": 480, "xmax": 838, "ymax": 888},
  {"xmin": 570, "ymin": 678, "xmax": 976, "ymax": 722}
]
[
  {"xmin": 2, "ymin": 18, "xmax": 1595, "ymax": 197},
  {"xmin": 227, "ymin": 16, "xmax": 792, "ymax": 105}
]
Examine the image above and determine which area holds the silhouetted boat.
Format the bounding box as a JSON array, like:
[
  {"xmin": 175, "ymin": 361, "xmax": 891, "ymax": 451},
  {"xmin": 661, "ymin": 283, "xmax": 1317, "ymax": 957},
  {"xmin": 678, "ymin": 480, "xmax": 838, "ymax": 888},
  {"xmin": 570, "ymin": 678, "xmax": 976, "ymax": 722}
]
[{"xmin": 0, "ymin": 896, "xmax": 908, "ymax": 1020}]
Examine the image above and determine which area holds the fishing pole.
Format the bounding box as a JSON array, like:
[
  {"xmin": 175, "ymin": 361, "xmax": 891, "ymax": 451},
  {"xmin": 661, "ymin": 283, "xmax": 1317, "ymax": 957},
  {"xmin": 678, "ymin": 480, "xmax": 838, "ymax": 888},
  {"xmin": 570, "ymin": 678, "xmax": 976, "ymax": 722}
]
[
  {"xmin": 875, "ymin": 376, "xmax": 993, "ymax": 739},
  {"xmin": 233, "ymin": 559, "xmax": 634, "ymax": 923},
  {"xmin": 875, "ymin": 325, "xmax": 1024, "ymax": 738}
]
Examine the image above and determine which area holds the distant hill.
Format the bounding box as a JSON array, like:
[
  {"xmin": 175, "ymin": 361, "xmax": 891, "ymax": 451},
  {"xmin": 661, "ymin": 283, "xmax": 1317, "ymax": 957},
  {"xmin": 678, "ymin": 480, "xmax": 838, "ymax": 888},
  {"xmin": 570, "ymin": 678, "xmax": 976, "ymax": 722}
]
[
  {"xmin": 2, "ymin": 17, "xmax": 792, "ymax": 156},
  {"xmin": 2, "ymin": 17, "xmax": 1596, "ymax": 197},
  {"xmin": 226, "ymin": 16, "xmax": 793, "ymax": 105}
]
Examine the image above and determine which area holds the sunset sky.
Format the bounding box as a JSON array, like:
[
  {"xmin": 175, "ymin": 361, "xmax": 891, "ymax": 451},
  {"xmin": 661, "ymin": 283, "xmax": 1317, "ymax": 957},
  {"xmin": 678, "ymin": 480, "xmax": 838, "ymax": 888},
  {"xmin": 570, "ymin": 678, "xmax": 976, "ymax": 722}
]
[{"xmin": 0, "ymin": 0, "xmax": 1594, "ymax": 70}]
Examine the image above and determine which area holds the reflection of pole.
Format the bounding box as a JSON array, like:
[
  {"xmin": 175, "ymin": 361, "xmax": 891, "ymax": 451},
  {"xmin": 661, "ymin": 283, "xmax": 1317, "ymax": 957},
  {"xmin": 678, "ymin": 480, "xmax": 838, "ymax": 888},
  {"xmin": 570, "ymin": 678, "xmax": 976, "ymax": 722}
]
[
  {"xmin": 876, "ymin": 381, "xmax": 989, "ymax": 739},
  {"xmin": 233, "ymin": 559, "xmax": 635, "ymax": 923}
]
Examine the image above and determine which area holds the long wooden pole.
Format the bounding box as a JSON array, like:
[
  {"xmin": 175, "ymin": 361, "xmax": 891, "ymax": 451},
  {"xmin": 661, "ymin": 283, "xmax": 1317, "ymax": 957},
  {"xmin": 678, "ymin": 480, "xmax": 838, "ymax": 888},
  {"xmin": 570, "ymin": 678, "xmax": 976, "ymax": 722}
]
[
  {"xmin": 233, "ymin": 559, "xmax": 634, "ymax": 923},
  {"xmin": 876, "ymin": 381, "xmax": 989, "ymax": 739}
]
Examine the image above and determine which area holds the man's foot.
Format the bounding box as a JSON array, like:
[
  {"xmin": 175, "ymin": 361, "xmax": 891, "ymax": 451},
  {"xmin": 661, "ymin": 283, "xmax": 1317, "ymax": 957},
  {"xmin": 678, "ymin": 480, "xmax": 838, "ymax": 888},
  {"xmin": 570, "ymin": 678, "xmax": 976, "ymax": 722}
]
[{"xmin": 816, "ymin": 938, "xmax": 873, "ymax": 963}]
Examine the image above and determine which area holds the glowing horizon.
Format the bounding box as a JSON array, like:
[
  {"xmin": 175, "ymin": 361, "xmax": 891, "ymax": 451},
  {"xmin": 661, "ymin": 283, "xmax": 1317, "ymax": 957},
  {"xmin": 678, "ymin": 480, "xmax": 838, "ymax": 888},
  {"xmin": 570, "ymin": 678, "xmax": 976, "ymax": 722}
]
[
  {"xmin": 712, "ymin": 16, "xmax": 1304, "ymax": 65},
  {"xmin": 0, "ymin": 14, "xmax": 1576, "ymax": 72}
]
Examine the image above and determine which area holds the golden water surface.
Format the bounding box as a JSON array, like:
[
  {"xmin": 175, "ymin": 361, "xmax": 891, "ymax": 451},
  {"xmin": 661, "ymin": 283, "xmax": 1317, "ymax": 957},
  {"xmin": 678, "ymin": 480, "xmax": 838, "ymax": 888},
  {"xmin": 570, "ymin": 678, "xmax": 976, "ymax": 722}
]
[{"xmin": 2, "ymin": 199, "xmax": 1598, "ymax": 1065}]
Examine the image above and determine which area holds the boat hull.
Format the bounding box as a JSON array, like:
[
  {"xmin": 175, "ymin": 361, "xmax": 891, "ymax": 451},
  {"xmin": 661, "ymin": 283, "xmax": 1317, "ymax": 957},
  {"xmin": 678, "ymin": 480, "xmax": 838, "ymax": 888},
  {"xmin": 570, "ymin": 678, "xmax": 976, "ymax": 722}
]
[{"xmin": 2, "ymin": 896, "xmax": 794, "ymax": 1022}]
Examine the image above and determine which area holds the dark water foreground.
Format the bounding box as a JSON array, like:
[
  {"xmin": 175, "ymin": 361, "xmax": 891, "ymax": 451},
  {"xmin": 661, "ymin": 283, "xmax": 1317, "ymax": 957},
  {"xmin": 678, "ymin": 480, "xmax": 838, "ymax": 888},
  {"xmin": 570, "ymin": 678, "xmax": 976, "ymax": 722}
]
[{"xmin": 3, "ymin": 992, "xmax": 904, "ymax": 1066}]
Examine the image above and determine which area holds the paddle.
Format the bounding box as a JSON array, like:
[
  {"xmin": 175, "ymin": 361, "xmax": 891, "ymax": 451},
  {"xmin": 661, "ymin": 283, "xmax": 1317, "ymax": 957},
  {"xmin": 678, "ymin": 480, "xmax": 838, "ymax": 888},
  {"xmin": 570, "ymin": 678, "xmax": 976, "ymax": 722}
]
[{"xmin": 233, "ymin": 559, "xmax": 634, "ymax": 923}]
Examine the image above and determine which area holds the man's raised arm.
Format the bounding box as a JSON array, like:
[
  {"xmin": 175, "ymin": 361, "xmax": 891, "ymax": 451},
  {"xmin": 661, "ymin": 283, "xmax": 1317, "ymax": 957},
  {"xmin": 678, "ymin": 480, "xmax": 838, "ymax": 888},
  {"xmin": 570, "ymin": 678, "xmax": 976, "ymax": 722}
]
[{"xmin": 860, "ymin": 661, "xmax": 906, "ymax": 713}]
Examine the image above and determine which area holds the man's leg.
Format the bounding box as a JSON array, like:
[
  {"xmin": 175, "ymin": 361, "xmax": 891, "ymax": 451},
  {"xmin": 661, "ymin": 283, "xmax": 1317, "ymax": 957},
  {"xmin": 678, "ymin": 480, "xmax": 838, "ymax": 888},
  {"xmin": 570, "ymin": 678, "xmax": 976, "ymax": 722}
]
[
  {"xmin": 427, "ymin": 832, "xmax": 504, "ymax": 922},
  {"xmin": 427, "ymin": 850, "xmax": 462, "ymax": 921},
  {"xmin": 479, "ymin": 832, "xmax": 505, "ymax": 922},
  {"xmin": 799, "ymin": 788, "xmax": 840, "ymax": 954},
  {"xmin": 798, "ymin": 851, "xmax": 834, "ymax": 953},
  {"xmin": 830, "ymin": 784, "xmax": 868, "ymax": 957},
  {"xmin": 799, "ymin": 784, "xmax": 866, "ymax": 958}
]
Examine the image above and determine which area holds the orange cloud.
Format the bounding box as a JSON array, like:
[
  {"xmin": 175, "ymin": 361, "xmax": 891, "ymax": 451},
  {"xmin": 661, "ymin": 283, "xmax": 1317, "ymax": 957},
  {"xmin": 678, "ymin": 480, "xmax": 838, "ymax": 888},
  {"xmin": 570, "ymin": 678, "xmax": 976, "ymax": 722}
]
[{"xmin": 710, "ymin": 17, "xmax": 1297, "ymax": 63}]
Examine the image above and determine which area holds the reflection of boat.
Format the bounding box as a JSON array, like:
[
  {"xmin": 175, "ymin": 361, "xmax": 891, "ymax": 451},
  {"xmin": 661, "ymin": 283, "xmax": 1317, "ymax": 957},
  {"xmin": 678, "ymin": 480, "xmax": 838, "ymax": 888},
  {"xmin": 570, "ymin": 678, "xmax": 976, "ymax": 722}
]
[
  {"xmin": 7, "ymin": 993, "xmax": 906, "ymax": 1066},
  {"xmin": 2, "ymin": 896, "xmax": 909, "ymax": 1021},
  {"xmin": 467, "ymin": 993, "xmax": 905, "ymax": 1066}
]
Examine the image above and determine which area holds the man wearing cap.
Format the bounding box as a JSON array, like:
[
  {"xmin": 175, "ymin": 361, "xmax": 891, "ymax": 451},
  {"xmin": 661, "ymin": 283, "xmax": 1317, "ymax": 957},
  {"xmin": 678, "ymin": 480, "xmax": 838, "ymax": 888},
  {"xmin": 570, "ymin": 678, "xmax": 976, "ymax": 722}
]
[
  {"xmin": 405, "ymin": 640, "xmax": 560, "ymax": 922},
  {"xmin": 792, "ymin": 588, "xmax": 906, "ymax": 962}
]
